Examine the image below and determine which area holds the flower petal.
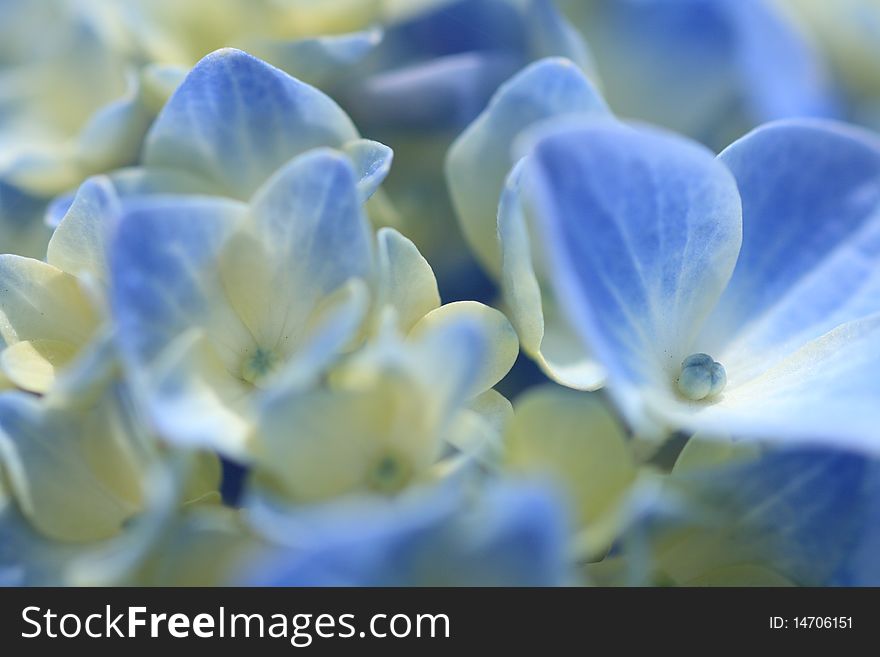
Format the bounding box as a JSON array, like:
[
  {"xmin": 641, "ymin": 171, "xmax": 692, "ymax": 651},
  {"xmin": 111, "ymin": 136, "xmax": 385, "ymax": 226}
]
[
  {"xmin": 528, "ymin": 121, "xmax": 742, "ymax": 435},
  {"xmin": 448, "ymin": 57, "xmax": 608, "ymax": 274},
  {"xmin": 143, "ymin": 329, "xmax": 254, "ymax": 459},
  {"xmin": 409, "ymin": 301, "xmax": 518, "ymax": 397},
  {"xmin": 143, "ymin": 49, "xmax": 359, "ymax": 199},
  {"xmin": 109, "ymin": 196, "xmax": 250, "ymax": 366},
  {"xmin": 505, "ymin": 385, "xmax": 636, "ymax": 556},
  {"xmin": 237, "ymin": 149, "xmax": 374, "ymax": 349},
  {"xmin": 701, "ymin": 120, "xmax": 880, "ymax": 383},
  {"xmin": 660, "ymin": 447, "xmax": 880, "ymax": 585},
  {"xmin": 46, "ymin": 175, "xmax": 119, "ymax": 286},
  {"xmin": 498, "ymin": 159, "xmax": 604, "ymax": 389},
  {"xmin": 0, "ymin": 392, "xmax": 148, "ymax": 542},
  {"xmin": 656, "ymin": 313, "xmax": 880, "ymax": 451},
  {"xmin": 241, "ymin": 480, "xmax": 569, "ymax": 586},
  {"xmin": 376, "ymin": 226, "xmax": 440, "ymax": 333},
  {"xmin": 342, "ymin": 139, "xmax": 393, "ymax": 201},
  {"xmin": 0, "ymin": 255, "xmax": 98, "ymax": 348},
  {"xmin": 0, "ymin": 340, "xmax": 77, "ymax": 394}
]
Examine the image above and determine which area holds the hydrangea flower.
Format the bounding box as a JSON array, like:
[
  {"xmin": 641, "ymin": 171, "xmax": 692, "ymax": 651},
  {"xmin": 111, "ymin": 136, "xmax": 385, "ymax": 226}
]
[
  {"xmin": 105, "ymin": 48, "xmax": 519, "ymax": 457},
  {"xmin": 251, "ymin": 301, "xmax": 517, "ymax": 504},
  {"xmin": 109, "ymin": 150, "xmax": 375, "ymax": 459},
  {"xmin": 110, "ymin": 147, "xmax": 516, "ymax": 461},
  {"xmin": 558, "ymin": 0, "xmax": 838, "ymax": 148},
  {"xmin": 526, "ymin": 117, "xmax": 880, "ymax": 450},
  {"xmin": 448, "ymin": 58, "xmax": 609, "ymax": 389}
]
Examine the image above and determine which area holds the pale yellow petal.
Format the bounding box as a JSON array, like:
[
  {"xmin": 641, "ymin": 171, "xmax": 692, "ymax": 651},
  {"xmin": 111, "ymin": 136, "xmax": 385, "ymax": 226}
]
[
  {"xmin": 0, "ymin": 394, "xmax": 148, "ymax": 542},
  {"xmin": 376, "ymin": 227, "xmax": 440, "ymax": 333},
  {"xmin": 505, "ymin": 386, "xmax": 636, "ymax": 553},
  {"xmin": 410, "ymin": 301, "xmax": 519, "ymax": 396},
  {"xmin": 0, "ymin": 339, "xmax": 77, "ymax": 394},
  {"xmin": 0, "ymin": 255, "xmax": 97, "ymax": 347}
]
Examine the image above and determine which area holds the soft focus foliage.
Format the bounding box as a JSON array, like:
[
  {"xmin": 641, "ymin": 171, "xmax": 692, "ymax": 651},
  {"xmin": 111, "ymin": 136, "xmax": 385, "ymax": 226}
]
[{"xmin": 1, "ymin": 0, "xmax": 879, "ymax": 587}]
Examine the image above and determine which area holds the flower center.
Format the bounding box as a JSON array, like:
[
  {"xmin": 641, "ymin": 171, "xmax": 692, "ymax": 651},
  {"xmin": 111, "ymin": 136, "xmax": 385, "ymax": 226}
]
[
  {"xmin": 366, "ymin": 452, "xmax": 413, "ymax": 494},
  {"xmin": 676, "ymin": 353, "xmax": 727, "ymax": 401},
  {"xmin": 240, "ymin": 347, "xmax": 281, "ymax": 386}
]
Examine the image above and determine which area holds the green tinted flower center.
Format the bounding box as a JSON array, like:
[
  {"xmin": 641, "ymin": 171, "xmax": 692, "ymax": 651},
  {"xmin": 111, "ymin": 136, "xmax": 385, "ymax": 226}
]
[
  {"xmin": 676, "ymin": 353, "xmax": 727, "ymax": 401},
  {"xmin": 240, "ymin": 347, "xmax": 281, "ymax": 386},
  {"xmin": 366, "ymin": 452, "xmax": 413, "ymax": 494}
]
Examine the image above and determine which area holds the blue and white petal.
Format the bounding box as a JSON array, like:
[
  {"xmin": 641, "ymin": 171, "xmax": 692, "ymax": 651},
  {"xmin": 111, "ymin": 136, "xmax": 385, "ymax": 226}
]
[
  {"xmin": 240, "ymin": 149, "xmax": 374, "ymax": 350},
  {"xmin": 499, "ymin": 159, "xmax": 605, "ymax": 390},
  {"xmin": 658, "ymin": 447, "xmax": 880, "ymax": 585},
  {"xmin": 46, "ymin": 175, "xmax": 120, "ymax": 289},
  {"xmin": 110, "ymin": 196, "xmax": 249, "ymax": 364},
  {"xmin": 528, "ymin": 121, "xmax": 742, "ymax": 436},
  {"xmin": 143, "ymin": 49, "xmax": 360, "ymax": 200},
  {"xmin": 701, "ymin": 120, "xmax": 880, "ymax": 382}
]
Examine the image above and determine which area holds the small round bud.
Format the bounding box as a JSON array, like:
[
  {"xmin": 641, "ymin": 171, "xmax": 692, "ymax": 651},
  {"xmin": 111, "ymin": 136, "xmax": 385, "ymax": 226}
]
[{"xmin": 677, "ymin": 353, "xmax": 727, "ymax": 401}]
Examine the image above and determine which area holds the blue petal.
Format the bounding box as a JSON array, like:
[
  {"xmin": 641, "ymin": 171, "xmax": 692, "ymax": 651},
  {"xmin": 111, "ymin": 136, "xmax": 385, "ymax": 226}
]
[
  {"xmin": 673, "ymin": 447, "xmax": 880, "ymax": 586},
  {"xmin": 528, "ymin": 121, "xmax": 742, "ymax": 434},
  {"xmin": 702, "ymin": 120, "xmax": 880, "ymax": 375},
  {"xmin": 241, "ymin": 149, "xmax": 374, "ymax": 347},
  {"xmin": 143, "ymin": 49, "xmax": 359, "ymax": 200},
  {"xmin": 241, "ymin": 480, "xmax": 569, "ymax": 586},
  {"xmin": 342, "ymin": 139, "xmax": 393, "ymax": 201},
  {"xmin": 678, "ymin": 312, "xmax": 880, "ymax": 451},
  {"xmin": 109, "ymin": 196, "xmax": 248, "ymax": 362},
  {"xmin": 250, "ymin": 149, "xmax": 372, "ymax": 276},
  {"xmin": 345, "ymin": 51, "xmax": 523, "ymax": 133},
  {"xmin": 343, "ymin": 0, "xmax": 591, "ymax": 133}
]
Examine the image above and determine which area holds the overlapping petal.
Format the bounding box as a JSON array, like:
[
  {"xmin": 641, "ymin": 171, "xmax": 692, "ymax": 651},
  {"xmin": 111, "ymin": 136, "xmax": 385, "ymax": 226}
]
[
  {"xmin": 448, "ymin": 58, "xmax": 608, "ymax": 274},
  {"xmin": 528, "ymin": 121, "xmax": 742, "ymax": 434},
  {"xmin": 142, "ymin": 48, "xmax": 360, "ymax": 199},
  {"xmin": 241, "ymin": 480, "xmax": 569, "ymax": 586}
]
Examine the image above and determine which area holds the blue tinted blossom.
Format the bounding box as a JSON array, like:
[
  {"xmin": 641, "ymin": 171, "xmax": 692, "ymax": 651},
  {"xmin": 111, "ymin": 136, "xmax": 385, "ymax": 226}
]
[
  {"xmin": 2, "ymin": 0, "xmax": 877, "ymax": 590},
  {"xmin": 528, "ymin": 118, "xmax": 880, "ymax": 451}
]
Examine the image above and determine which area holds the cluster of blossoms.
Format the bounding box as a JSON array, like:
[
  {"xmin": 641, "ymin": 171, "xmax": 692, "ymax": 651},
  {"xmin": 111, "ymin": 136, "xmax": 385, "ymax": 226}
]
[{"xmin": 0, "ymin": 0, "xmax": 879, "ymax": 587}]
